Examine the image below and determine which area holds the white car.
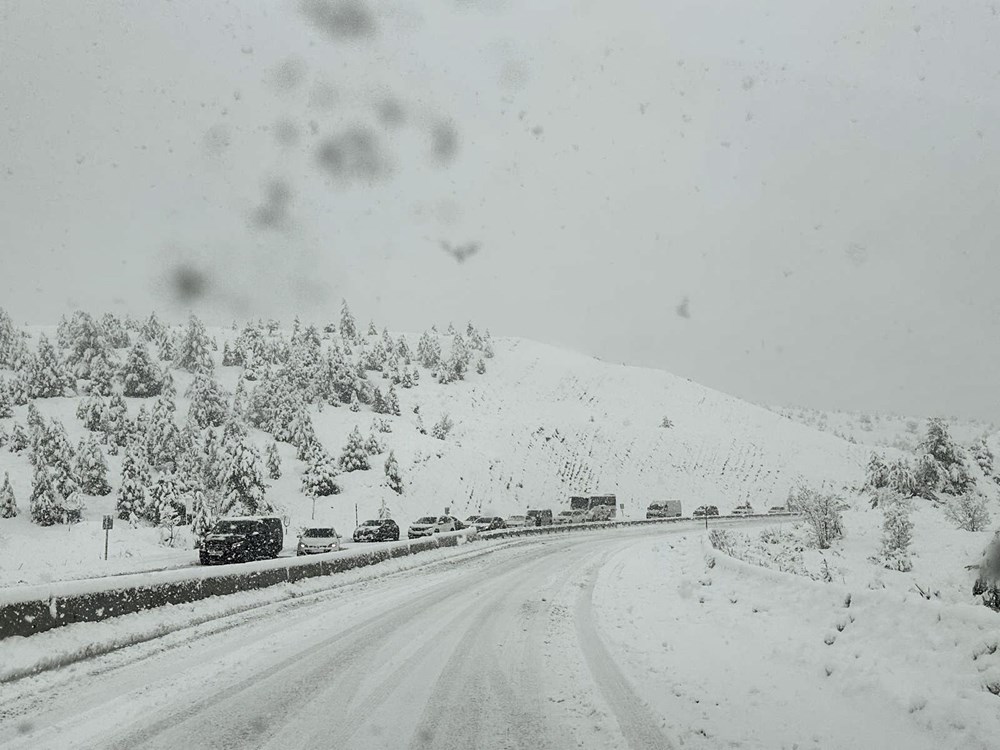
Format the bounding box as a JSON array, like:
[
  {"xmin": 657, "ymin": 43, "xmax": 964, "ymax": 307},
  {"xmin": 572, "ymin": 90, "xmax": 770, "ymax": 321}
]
[
  {"xmin": 731, "ymin": 504, "xmax": 754, "ymax": 517},
  {"xmin": 506, "ymin": 515, "xmax": 527, "ymax": 528},
  {"xmin": 296, "ymin": 527, "xmax": 342, "ymax": 555},
  {"xmin": 407, "ymin": 515, "xmax": 456, "ymax": 539},
  {"xmin": 554, "ymin": 510, "xmax": 587, "ymax": 525}
]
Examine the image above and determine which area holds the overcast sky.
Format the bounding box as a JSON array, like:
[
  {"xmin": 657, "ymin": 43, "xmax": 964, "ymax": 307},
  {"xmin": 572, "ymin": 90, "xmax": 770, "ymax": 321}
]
[{"xmin": 2, "ymin": 0, "xmax": 999, "ymax": 420}]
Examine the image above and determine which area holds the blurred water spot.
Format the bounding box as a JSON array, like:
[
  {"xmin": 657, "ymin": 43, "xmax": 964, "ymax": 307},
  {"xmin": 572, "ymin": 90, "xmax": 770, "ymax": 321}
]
[
  {"xmin": 251, "ymin": 180, "xmax": 293, "ymax": 230},
  {"xmin": 17, "ymin": 720, "xmax": 33, "ymax": 735},
  {"xmin": 273, "ymin": 119, "xmax": 301, "ymax": 147},
  {"xmin": 300, "ymin": 0, "xmax": 377, "ymax": 40},
  {"xmin": 431, "ymin": 119, "xmax": 459, "ymax": 163},
  {"xmin": 498, "ymin": 60, "xmax": 528, "ymax": 90},
  {"xmin": 676, "ymin": 296, "xmax": 691, "ymax": 319},
  {"xmin": 270, "ymin": 58, "xmax": 306, "ymax": 92},
  {"xmin": 376, "ymin": 97, "xmax": 406, "ymax": 128},
  {"xmin": 742, "ymin": 76, "xmax": 755, "ymax": 91},
  {"xmin": 203, "ymin": 124, "xmax": 231, "ymax": 154},
  {"xmin": 440, "ymin": 240, "xmax": 480, "ymax": 263},
  {"xmin": 168, "ymin": 264, "xmax": 211, "ymax": 302},
  {"xmin": 309, "ymin": 81, "xmax": 339, "ymax": 109},
  {"xmin": 315, "ymin": 126, "xmax": 390, "ymax": 181}
]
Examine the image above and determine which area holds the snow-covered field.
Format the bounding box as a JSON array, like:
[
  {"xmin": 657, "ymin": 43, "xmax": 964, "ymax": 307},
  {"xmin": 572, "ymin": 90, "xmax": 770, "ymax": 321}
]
[{"xmin": 1, "ymin": 324, "xmax": 871, "ymax": 588}]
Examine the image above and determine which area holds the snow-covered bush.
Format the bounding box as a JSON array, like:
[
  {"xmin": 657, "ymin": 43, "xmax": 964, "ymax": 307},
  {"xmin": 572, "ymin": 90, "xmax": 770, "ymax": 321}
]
[
  {"xmin": 880, "ymin": 496, "xmax": 914, "ymax": 571},
  {"xmin": 708, "ymin": 529, "xmax": 739, "ymax": 556},
  {"xmin": 944, "ymin": 491, "xmax": 992, "ymax": 532},
  {"xmin": 790, "ymin": 486, "xmax": 844, "ymax": 550},
  {"xmin": 432, "ymin": 414, "xmax": 454, "ymax": 440}
]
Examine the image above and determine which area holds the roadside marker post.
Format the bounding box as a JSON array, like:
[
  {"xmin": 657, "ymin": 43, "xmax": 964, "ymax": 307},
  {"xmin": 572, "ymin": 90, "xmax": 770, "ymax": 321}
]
[{"xmin": 102, "ymin": 514, "xmax": 113, "ymax": 560}]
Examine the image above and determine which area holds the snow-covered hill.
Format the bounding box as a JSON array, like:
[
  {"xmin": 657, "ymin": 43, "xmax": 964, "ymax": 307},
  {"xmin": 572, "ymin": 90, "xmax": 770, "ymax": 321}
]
[{"xmin": 0, "ymin": 320, "xmax": 871, "ymax": 587}]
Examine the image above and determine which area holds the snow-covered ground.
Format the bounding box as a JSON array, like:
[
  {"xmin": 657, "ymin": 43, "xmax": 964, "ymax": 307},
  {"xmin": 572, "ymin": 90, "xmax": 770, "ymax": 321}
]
[
  {"xmin": 2, "ymin": 524, "xmax": 996, "ymax": 749},
  {"xmin": 1, "ymin": 327, "xmax": 871, "ymax": 588}
]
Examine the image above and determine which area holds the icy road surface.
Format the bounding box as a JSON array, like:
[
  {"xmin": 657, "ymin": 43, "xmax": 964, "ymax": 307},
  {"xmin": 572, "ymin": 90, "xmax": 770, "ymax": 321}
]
[{"xmin": 0, "ymin": 525, "xmax": 974, "ymax": 750}]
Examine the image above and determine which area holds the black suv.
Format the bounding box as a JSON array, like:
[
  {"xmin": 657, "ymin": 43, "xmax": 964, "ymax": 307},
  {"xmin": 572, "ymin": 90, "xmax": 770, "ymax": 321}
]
[
  {"xmin": 200, "ymin": 516, "xmax": 284, "ymax": 564},
  {"xmin": 353, "ymin": 518, "xmax": 400, "ymax": 543}
]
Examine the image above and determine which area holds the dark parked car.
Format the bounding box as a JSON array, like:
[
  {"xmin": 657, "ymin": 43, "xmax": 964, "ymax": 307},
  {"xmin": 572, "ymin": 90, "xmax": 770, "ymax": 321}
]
[
  {"xmin": 353, "ymin": 518, "xmax": 400, "ymax": 542},
  {"xmin": 200, "ymin": 516, "xmax": 284, "ymax": 565},
  {"xmin": 692, "ymin": 505, "xmax": 720, "ymax": 518},
  {"xmin": 526, "ymin": 509, "xmax": 553, "ymax": 526}
]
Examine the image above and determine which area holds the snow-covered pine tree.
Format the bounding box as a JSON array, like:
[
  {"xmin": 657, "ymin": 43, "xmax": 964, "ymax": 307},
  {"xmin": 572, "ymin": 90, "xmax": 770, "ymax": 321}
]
[
  {"xmin": 349, "ymin": 391, "xmax": 361, "ymax": 412},
  {"xmin": 29, "ymin": 334, "xmax": 72, "ymax": 398},
  {"xmin": 289, "ymin": 407, "xmax": 317, "ymax": 461},
  {"xmin": 301, "ymin": 448, "xmax": 341, "ymax": 497},
  {"xmin": 881, "ymin": 497, "xmax": 913, "ymax": 571},
  {"xmin": 147, "ymin": 396, "xmax": 183, "ymax": 469},
  {"xmin": 146, "ymin": 475, "xmax": 183, "ymax": 526},
  {"xmin": 117, "ymin": 441, "xmax": 150, "ymax": 521},
  {"xmin": 64, "ymin": 311, "xmax": 118, "ymax": 381},
  {"xmin": 446, "ymin": 322, "xmax": 456, "ymax": 335},
  {"xmin": 340, "ymin": 299, "xmax": 357, "ymax": 341},
  {"xmin": 202, "ymin": 427, "xmax": 223, "ymax": 490},
  {"xmin": 185, "ymin": 374, "xmax": 229, "ymax": 429},
  {"xmin": 75, "ymin": 434, "xmax": 112, "ymax": 496},
  {"xmin": 9, "ymin": 422, "xmax": 29, "ymax": 453},
  {"xmin": 190, "ymin": 487, "xmax": 218, "ymax": 545},
  {"xmin": 371, "ymin": 386, "xmax": 387, "ymax": 414},
  {"xmin": 384, "ymin": 450, "xmax": 403, "ymax": 494},
  {"xmin": 158, "ymin": 335, "xmax": 176, "ymax": 363},
  {"xmin": 221, "ymin": 341, "xmax": 242, "ymax": 367},
  {"xmin": 266, "ymin": 442, "xmax": 282, "ymax": 479},
  {"xmin": 432, "ymin": 414, "xmax": 454, "ymax": 440},
  {"xmin": 448, "ymin": 333, "xmax": 471, "ymax": 380},
  {"xmin": 120, "ymin": 340, "xmax": 163, "ymax": 397},
  {"xmin": 29, "ymin": 469, "xmax": 63, "ymax": 526},
  {"xmin": 0, "ymin": 472, "xmax": 17, "ymax": 518},
  {"xmin": 482, "ymin": 331, "xmax": 495, "ymax": 359},
  {"xmin": 364, "ymin": 432, "xmax": 382, "ymax": 456},
  {"xmin": 339, "ymin": 426, "xmax": 370, "ymax": 471},
  {"xmin": 366, "ymin": 320, "xmax": 378, "ymax": 337},
  {"xmin": 887, "ymin": 458, "xmax": 917, "ymax": 497},
  {"xmin": 100, "ymin": 312, "xmax": 131, "ymax": 349},
  {"xmin": 29, "ymin": 421, "xmax": 79, "ymax": 525},
  {"xmin": 0, "ymin": 380, "xmax": 11, "ymax": 418},
  {"xmin": 174, "ymin": 315, "xmax": 214, "ymax": 374},
  {"xmin": 385, "ymin": 384, "xmax": 401, "ymax": 416},
  {"xmin": 864, "ymin": 453, "xmax": 889, "ymax": 491},
  {"xmin": 476, "ymin": 358, "xmax": 486, "ymax": 375},
  {"xmin": 218, "ymin": 433, "xmax": 270, "ymax": 515},
  {"xmin": 141, "ymin": 312, "xmax": 167, "ymax": 343},
  {"xmin": 416, "ymin": 331, "xmax": 441, "ymax": 368},
  {"xmin": 0, "ymin": 307, "xmax": 21, "ymax": 367},
  {"xmin": 974, "ymin": 437, "xmax": 994, "ymax": 477}
]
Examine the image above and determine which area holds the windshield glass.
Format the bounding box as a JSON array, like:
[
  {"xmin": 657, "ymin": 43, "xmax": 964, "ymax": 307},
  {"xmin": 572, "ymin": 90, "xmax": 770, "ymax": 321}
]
[
  {"xmin": 415, "ymin": 517, "xmax": 436, "ymax": 524},
  {"xmin": 362, "ymin": 520, "xmax": 380, "ymax": 527},
  {"xmin": 303, "ymin": 528, "xmax": 336, "ymax": 538},
  {"xmin": 212, "ymin": 521, "xmax": 257, "ymax": 535}
]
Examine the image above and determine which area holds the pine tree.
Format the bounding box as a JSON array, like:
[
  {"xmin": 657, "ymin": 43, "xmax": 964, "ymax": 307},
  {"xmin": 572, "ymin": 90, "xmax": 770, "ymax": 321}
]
[
  {"xmin": 340, "ymin": 299, "xmax": 357, "ymax": 341},
  {"xmin": 416, "ymin": 331, "xmax": 441, "ymax": 368},
  {"xmin": 174, "ymin": 315, "xmax": 214, "ymax": 374},
  {"xmin": 349, "ymin": 390, "xmax": 361, "ymax": 412},
  {"xmin": 141, "ymin": 312, "xmax": 167, "ymax": 343},
  {"xmin": 0, "ymin": 379, "xmax": 12, "ymax": 418},
  {"xmin": 364, "ymin": 432, "xmax": 382, "ymax": 455},
  {"xmin": 158, "ymin": 335, "xmax": 175, "ymax": 362},
  {"xmin": 103, "ymin": 393, "xmax": 129, "ymax": 446},
  {"xmin": 29, "ymin": 334, "xmax": 72, "ymax": 398},
  {"xmin": 266, "ymin": 442, "xmax": 282, "ymax": 479},
  {"xmin": 221, "ymin": 341, "xmax": 242, "ymax": 367},
  {"xmin": 100, "ymin": 312, "xmax": 131, "ymax": 348},
  {"xmin": 147, "ymin": 475, "xmax": 183, "ymax": 526},
  {"xmin": 483, "ymin": 331, "xmax": 495, "ymax": 359},
  {"xmin": 339, "ymin": 426, "xmax": 370, "ymax": 471},
  {"xmin": 289, "ymin": 407, "xmax": 317, "ymax": 461},
  {"xmin": 160, "ymin": 369, "xmax": 176, "ymax": 399},
  {"xmin": 202, "ymin": 428, "xmax": 223, "ymax": 490},
  {"xmin": 974, "ymin": 437, "xmax": 994, "ymax": 477},
  {"xmin": 0, "ymin": 472, "xmax": 17, "ymax": 518},
  {"xmin": 301, "ymin": 448, "xmax": 341, "ymax": 497},
  {"xmin": 385, "ymin": 384, "xmax": 400, "ymax": 416},
  {"xmin": 371, "ymin": 386, "xmax": 387, "ymax": 414},
  {"xmin": 0, "ymin": 307, "xmax": 22, "ymax": 367},
  {"xmin": 367, "ymin": 320, "xmax": 378, "ymax": 337},
  {"xmin": 881, "ymin": 498, "xmax": 913, "ymax": 571},
  {"xmin": 864, "ymin": 453, "xmax": 889, "ymax": 491},
  {"xmin": 120, "ymin": 340, "xmax": 163, "ymax": 397},
  {"xmin": 75, "ymin": 435, "xmax": 112, "ymax": 495},
  {"xmin": 30, "ymin": 470, "xmax": 63, "ymax": 526},
  {"xmin": 29, "ymin": 421, "xmax": 79, "ymax": 525},
  {"xmin": 185, "ymin": 374, "xmax": 229, "ymax": 429},
  {"xmin": 191, "ymin": 488, "xmax": 219, "ymax": 545},
  {"xmin": 117, "ymin": 441, "xmax": 149, "ymax": 521},
  {"xmin": 449, "ymin": 333, "xmax": 471, "ymax": 380},
  {"xmin": 147, "ymin": 397, "xmax": 183, "ymax": 469},
  {"xmin": 218, "ymin": 434, "xmax": 270, "ymax": 515},
  {"xmin": 9, "ymin": 422, "xmax": 29, "ymax": 453},
  {"xmin": 384, "ymin": 450, "xmax": 403, "ymax": 494},
  {"xmin": 476, "ymin": 358, "xmax": 486, "ymax": 375},
  {"xmin": 64, "ymin": 311, "xmax": 118, "ymax": 381},
  {"xmin": 432, "ymin": 414, "xmax": 454, "ymax": 440}
]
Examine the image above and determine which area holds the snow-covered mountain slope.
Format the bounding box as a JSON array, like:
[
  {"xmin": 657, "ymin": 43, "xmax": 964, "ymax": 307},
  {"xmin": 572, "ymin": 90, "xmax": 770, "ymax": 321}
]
[{"xmin": 0, "ymin": 327, "xmax": 871, "ymax": 586}]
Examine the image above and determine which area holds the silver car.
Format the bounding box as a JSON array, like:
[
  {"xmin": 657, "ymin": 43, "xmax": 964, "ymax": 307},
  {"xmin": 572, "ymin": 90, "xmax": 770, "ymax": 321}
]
[{"xmin": 296, "ymin": 527, "xmax": 342, "ymax": 555}]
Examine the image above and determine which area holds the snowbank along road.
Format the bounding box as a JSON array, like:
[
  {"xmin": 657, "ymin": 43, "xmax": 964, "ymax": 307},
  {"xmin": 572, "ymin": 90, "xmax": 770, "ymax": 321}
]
[{"xmin": 2, "ymin": 521, "xmax": 982, "ymax": 750}]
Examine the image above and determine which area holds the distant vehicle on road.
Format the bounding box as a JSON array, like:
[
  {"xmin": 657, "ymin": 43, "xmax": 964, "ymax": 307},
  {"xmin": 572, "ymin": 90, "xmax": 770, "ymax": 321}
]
[
  {"xmin": 506, "ymin": 514, "xmax": 527, "ymax": 528},
  {"xmin": 554, "ymin": 509, "xmax": 587, "ymax": 525},
  {"xmin": 646, "ymin": 500, "xmax": 683, "ymax": 519},
  {"xmin": 571, "ymin": 494, "xmax": 618, "ymax": 522},
  {"xmin": 465, "ymin": 515, "xmax": 481, "ymax": 526},
  {"xmin": 200, "ymin": 516, "xmax": 284, "ymax": 565},
  {"xmin": 731, "ymin": 503, "xmax": 754, "ymax": 517},
  {"xmin": 408, "ymin": 516, "xmax": 456, "ymax": 539},
  {"xmin": 353, "ymin": 518, "xmax": 400, "ymax": 542},
  {"xmin": 526, "ymin": 509, "xmax": 553, "ymax": 526},
  {"xmin": 449, "ymin": 516, "xmax": 468, "ymax": 530},
  {"xmin": 767, "ymin": 505, "xmax": 789, "ymax": 515},
  {"xmin": 692, "ymin": 505, "xmax": 720, "ymax": 518},
  {"xmin": 475, "ymin": 516, "xmax": 507, "ymax": 532},
  {"xmin": 297, "ymin": 527, "xmax": 342, "ymax": 555}
]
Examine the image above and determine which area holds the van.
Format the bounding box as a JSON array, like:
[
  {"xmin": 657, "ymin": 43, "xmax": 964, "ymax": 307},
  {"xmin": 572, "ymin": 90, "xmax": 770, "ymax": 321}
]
[{"xmin": 200, "ymin": 516, "xmax": 284, "ymax": 564}]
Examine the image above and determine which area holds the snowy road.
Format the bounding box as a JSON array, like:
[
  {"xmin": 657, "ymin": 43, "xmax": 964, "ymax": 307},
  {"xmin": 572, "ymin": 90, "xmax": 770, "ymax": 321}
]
[
  {"xmin": 1, "ymin": 528, "xmax": 678, "ymax": 750},
  {"xmin": 3, "ymin": 521, "xmax": 986, "ymax": 750}
]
